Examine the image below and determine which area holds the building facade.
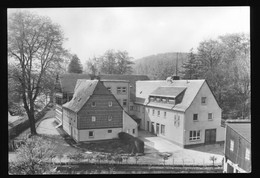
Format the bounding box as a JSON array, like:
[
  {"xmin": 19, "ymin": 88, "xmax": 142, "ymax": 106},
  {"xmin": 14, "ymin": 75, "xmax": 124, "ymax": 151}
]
[
  {"xmin": 62, "ymin": 79, "xmax": 138, "ymax": 142},
  {"xmin": 54, "ymin": 73, "xmax": 149, "ymax": 122},
  {"xmin": 133, "ymin": 78, "xmax": 225, "ymax": 147},
  {"xmin": 223, "ymin": 121, "xmax": 251, "ymax": 173}
]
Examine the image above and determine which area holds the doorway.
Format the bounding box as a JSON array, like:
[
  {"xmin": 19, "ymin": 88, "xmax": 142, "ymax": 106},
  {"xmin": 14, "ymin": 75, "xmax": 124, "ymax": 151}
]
[
  {"xmin": 151, "ymin": 122, "xmax": 155, "ymax": 134},
  {"xmin": 205, "ymin": 129, "xmax": 216, "ymax": 144}
]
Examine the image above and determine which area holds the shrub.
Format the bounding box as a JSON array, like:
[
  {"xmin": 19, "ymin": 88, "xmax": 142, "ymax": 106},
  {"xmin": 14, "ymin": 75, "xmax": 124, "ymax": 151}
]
[{"xmin": 118, "ymin": 132, "xmax": 144, "ymax": 154}]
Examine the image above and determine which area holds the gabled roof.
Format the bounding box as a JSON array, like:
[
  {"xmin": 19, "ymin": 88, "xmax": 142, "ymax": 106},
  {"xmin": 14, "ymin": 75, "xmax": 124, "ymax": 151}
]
[
  {"xmin": 62, "ymin": 80, "xmax": 98, "ymax": 113},
  {"xmin": 136, "ymin": 80, "xmax": 206, "ymax": 112},
  {"xmin": 59, "ymin": 73, "xmax": 150, "ymax": 101},
  {"xmin": 150, "ymin": 86, "xmax": 187, "ymax": 98},
  {"xmin": 226, "ymin": 122, "xmax": 251, "ymax": 143}
]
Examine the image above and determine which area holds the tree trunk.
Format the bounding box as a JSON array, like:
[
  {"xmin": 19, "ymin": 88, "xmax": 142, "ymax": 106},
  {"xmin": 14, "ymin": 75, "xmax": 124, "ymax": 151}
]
[{"xmin": 28, "ymin": 111, "xmax": 37, "ymax": 135}]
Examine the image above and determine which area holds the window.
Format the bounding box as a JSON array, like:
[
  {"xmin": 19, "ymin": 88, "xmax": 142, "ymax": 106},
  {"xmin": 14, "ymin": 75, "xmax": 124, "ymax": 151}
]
[
  {"xmin": 142, "ymin": 107, "xmax": 145, "ymax": 113},
  {"xmin": 91, "ymin": 102, "xmax": 96, "ymax": 107},
  {"xmin": 108, "ymin": 101, "xmax": 113, "ymax": 107},
  {"xmin": 117, "ymin": 87, "xmax": 127, "ymax": 94},
  {"xmin": 108, "ymin": 130, "xmax": 112, "ymax": 133},
  {"xmin": 189, "ymin": 130, "xmax": 201, "ymax": 141},
  {"xmin": 91, "ymin": 116, "xmax": 96, "ymax": 122},
  {"xmin": 208, "ymin": 113, "xmax": 213, "ymax": 120},
  {"xmin": 122, "ymin": 87, "xmax": 127, "ymax": 94},
  {"xmin": 158, "ymin": 110, "xmax": 160, "ymax": 117},
  {"xmin": 161, "ymin": 125, "xmax": 165, "ymax": 135},
  {"xmin": 245, "ymin": 148, "xmax": 250, "ymax": 160},
  {"xmin": 156, "ymin": 97, "xmax": 161, "ymax": 102},
  {"xmin": 123, "ymin": 99, "xmax": 127, "ymax": 106},
  {"xmin": 89, "ymin": 131, "xmax": 94, "ymax": 138},
  {"xmin": 108, "ymin": 115, "xmax": 112, "ymax": 121},
  {"xmin": 193, "ymin": 114, "xmax": 198, "ymax": 121},
  {"xmin": 130, "ymin": 106, "xmax": 134, "ymax": 111},
  {"xmin": 148, "ymin": 108, "xmax": 150, "ymax": 113},
  {"xmin": 117, "ymin": 87, "xmax": 122, "ymax": 94},
  {"xmin": 174, "ymin": 115, "xmax": 180, "ymax": 127},
  {"xmin": 164, "ymin": 111, "xmax": 167, "ymax": 118},
  {"xmin": 150, "ymin": 97, "xmax": 155, "ymax": 101},
  {"xmin": 162, "ymin": 98, "xmax": 167, "ymax": 103},
  {"xmin": 230, "ymin": 140, "xmax": 234, "ymax": 151},
  {"xmin": 107, "ymin": 87, "xmax": 111, "ymax": 92},
  {"xmin": 201, "ymin": 97, "xmax": 207, "ymax": 104},
  {"xmin": 152, "ymin": 109, "xmax": 155, "ymax": 115},
  {"xmin": 133, "ymin": 129, "xmax": 135, "ymax": 134}
]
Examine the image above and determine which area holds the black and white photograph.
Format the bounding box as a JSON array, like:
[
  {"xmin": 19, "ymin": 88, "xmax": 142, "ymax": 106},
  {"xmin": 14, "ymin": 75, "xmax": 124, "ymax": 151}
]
[{"xmin": 8, "ymin": 7, "xmax": 250, "ymax": 174}]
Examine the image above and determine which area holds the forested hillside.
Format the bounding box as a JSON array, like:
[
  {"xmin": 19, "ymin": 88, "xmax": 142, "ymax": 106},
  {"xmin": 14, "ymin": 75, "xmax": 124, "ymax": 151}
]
[{"xmin": 132, "ymin": 52, "xmax": 189, "ymax": 80}]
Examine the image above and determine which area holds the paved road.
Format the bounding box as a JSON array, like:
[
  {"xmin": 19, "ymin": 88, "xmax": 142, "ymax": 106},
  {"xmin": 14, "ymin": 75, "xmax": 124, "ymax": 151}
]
[{"xmin": 138, "ymin": 130, "xmax": 224, "ymax": 165}]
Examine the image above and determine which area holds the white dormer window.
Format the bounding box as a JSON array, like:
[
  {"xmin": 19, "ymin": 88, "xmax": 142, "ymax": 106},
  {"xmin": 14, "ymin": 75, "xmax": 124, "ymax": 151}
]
[
  {"xmin": 107, "ymin": 87, "xmax": 111, "ymax": 92},
  {"xmin": 91, "ymin": 102, "xmax": 96, "ymax": 107},
  {"xmin": 201, "ymin": 97, "xmax": 207, "ymax": 105},
  {"xmin": 108, "ymin": 101, "xmax": 112, "ymax": 107}
]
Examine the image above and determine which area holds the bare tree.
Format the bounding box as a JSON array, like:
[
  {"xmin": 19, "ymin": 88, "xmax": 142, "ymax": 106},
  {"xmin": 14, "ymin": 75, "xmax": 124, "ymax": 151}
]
[{"xmin": 8, "ymin": 10, "xmax": 67, "ymax": 135}]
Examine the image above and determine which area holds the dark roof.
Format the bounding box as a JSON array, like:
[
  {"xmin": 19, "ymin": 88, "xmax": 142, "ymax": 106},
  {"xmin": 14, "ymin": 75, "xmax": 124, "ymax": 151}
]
[
  {"xmin": 227, "ymin": 122, "xmax": 251, "ymax": 143},
  {"xmin": 60, "ymin": 73, "xmax": 150, "ymax": 101},
  {"xmin": 150, "ymin": 86, "xmax": 187, "ymax": 98},
  {"xmin": 60, "ymin": 73, "xmax": 91, "ymax": 93},
  {"xmin": 62, "ymin": 80, "xmax": 98, "ymax": 113}
]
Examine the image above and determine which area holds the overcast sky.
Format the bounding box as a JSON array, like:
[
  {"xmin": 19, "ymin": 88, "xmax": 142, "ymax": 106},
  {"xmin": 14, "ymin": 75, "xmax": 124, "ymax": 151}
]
[{"xmin": 8, "ymin": 7, "xmax": 250, "ymax": 65}]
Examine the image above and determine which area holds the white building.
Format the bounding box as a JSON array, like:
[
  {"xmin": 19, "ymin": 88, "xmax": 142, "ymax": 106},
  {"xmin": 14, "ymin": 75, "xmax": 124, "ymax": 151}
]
[{"xmin": 133, "ymin": 78, "xmax": 225, "ymax": 148}]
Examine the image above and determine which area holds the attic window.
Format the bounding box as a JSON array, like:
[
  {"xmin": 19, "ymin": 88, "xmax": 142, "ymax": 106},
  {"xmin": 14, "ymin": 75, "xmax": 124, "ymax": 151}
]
[
  {"xmin": 140, "ymin": 91, "xmax": 142, "ymax": 94},
  {"xmin": 78, "ymin": 98, "xmax": 81, "ymax": 102},
  {"xmin": 168, "ymin": 98, "xmax": 175, "ymax": 104},
  {"xmin": 150, "ymin": 97, "xmax": 155, "ymax": 101},
  {"xmin": 91, "ymin": 102, "xmax": 96, "ymax": 107},
  {"xmin": 156, "ymin": 98, "xmax": 161, "ymax": 102}
]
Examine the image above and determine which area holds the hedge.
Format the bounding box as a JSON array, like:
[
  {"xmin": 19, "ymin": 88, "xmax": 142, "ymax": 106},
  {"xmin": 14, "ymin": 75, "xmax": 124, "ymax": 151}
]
[{"xmin": 118, "ymin": 132, "xmax": 144, "ymax": 154}]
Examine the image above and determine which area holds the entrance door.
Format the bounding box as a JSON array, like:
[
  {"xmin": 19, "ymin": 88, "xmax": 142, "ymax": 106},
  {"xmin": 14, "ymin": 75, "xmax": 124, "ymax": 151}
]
[
  {"xmin": 147, "ymin": 121, "xmax": 150, "ymax": 131},
  {"xmin": 151, "ymin": 122, "xmax": 155, "ymax": 134},
  {"xmin": 156, "ymin": 123, "xmax": 160, "ymax": 135},
  {"xmin": 205, "ymin": 129, "xmax": 216, "ymax": 144}
]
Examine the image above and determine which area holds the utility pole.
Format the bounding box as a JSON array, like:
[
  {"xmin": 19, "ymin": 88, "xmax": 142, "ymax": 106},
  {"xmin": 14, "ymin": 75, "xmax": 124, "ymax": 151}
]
[{"xmin": 176, "ymin": 52, "xmax": 178, "ymax": 76}]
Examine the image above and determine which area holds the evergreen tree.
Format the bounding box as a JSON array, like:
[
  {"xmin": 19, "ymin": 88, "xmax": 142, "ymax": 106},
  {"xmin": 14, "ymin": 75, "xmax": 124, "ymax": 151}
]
[
  {"xmin": 180, "ymin": 48, "xmax": 200, "ymax": 79},
  {"xmin": 68, "ymin": 54, "xmax": 83, "ymax": 73}
]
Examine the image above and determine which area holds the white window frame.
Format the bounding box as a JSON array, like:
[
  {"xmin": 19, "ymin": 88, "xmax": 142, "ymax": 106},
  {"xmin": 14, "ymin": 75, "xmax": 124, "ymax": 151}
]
[
  {"xmin": 122, "ymin": 87, "xmax": 127, "ymax": 94},
  {"xmin": 189, "ymin": 130, "xmax": 201, "ymax": 141},
  {"xmin": 107, "ymin": 87, "xmax": 111, "ymax": 92},
  {"xmin": 245, "ymin": 148, "xmax": 250, "ymax": 160},
  {"xmin": 117, "ymin": 87, "xmax": 122, "ymax": 94},
  {"xmin": 89, "ymin": 131, "xmax": 94, "ymax": 138},
  {"xmin": 108, "ymin": 101, "xmax": 113, "ymax": 107},
  {"xmin": 208, "ymin": 113, "xmax": 213, "ymax": 120},
  {"xmin": 91, "ymin": 116, "xmax": 96, "ymax": 122},
  {"xmin": 193, "ymin": 114, "xmax": 198, "ymax": 121},
  {"xmin": 230, "ymin": 140, "xmax": 234, "ymax": 151}
]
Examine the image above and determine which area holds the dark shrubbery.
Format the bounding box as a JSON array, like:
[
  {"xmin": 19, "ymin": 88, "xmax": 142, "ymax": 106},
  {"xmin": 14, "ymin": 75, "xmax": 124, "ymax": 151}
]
[{"xmin": 118, "ymin": 132, "xmax": 144, "ymax": 154}]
